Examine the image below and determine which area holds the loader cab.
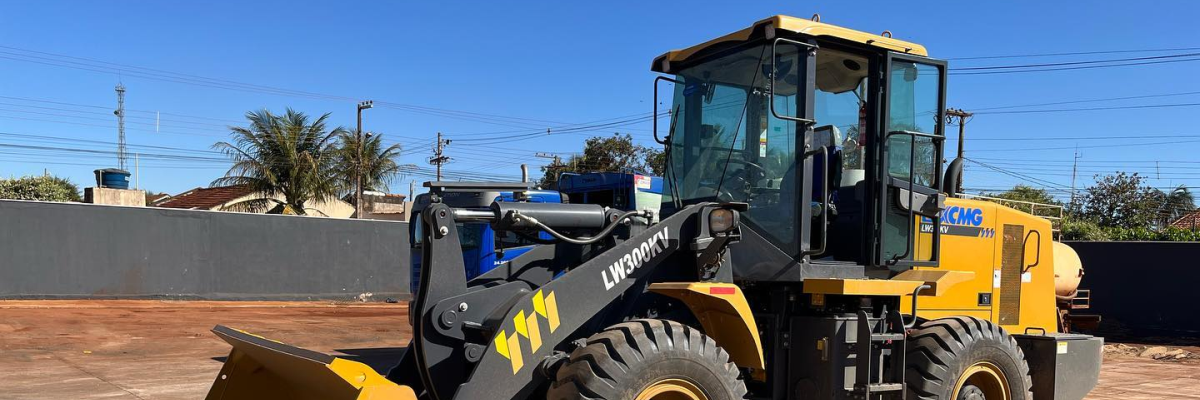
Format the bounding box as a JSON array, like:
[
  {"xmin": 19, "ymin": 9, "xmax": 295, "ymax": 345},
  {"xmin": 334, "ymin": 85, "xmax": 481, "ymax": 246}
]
[{"xmin": 654, "ymin": 16, "xmax": 946, "ymax": 277}]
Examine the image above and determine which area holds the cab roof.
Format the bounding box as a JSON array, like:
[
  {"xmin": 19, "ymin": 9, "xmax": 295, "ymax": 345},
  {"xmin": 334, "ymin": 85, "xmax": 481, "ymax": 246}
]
[{"xmin": 651, "ymin": 15, "xmax": 928, "ymax": 74}]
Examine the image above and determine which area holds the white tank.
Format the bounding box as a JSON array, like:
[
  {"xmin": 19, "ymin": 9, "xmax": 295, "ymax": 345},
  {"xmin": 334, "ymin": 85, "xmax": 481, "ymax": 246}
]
[{"xmin": 1052, "ymin": 241, "xmax": 1084, "ymax": 298}]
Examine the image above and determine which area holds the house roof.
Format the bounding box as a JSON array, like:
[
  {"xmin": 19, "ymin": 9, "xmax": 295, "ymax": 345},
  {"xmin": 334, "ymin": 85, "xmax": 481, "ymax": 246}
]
[
  {"xmin": 156, "ymin": 185, "xmax": 255, "ymax": 210},
  {"xmin": 145, "ymin": 193, "xmax": 172, "ymax": 205},
  {"xmin": 1171, "ymin": 210, "xmax": 1200, "ymax": 229}
]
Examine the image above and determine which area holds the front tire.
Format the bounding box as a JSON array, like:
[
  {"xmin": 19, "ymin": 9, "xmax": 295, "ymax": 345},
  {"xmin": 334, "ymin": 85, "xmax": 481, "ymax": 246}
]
[
  {"xmin": 905, "ymin": 316, "xmax": 1033, "ymax": 400},
  {"xmin": 548, "ymin": 319, "xmax": 746, "ymax": 400}
]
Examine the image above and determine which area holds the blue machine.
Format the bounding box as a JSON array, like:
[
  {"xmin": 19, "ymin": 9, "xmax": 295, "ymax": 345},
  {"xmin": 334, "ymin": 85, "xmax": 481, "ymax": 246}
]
[
  {"xmin": 409, "ymin": 189, "xmax": 564, "ymax": 293},
  {"xmin": 556, "ymin": 172, "xmax": 663, "ymax": 219}
]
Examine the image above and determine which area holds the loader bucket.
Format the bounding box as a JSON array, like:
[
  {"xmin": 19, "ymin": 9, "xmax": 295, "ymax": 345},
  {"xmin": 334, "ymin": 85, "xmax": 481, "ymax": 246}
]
[{"xmin": 205, "ymin": 325, "xmax": 416, "ymax": 400}]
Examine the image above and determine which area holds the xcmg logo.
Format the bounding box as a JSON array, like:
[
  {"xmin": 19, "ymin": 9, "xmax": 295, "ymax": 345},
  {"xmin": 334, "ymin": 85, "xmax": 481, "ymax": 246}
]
[{"xmin": 924, "ymin": 206, "xmax": 985, "ymax": 226}]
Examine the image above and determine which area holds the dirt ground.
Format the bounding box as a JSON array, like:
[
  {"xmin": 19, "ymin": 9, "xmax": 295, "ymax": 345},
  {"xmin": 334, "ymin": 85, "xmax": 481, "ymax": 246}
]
[{"xmin": 1, "ymin": 300, "xmax": 1196, "ymax": 399}]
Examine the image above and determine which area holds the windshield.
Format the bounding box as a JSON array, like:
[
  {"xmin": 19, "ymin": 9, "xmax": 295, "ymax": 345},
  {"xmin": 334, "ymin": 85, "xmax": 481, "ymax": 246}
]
[{"xmin": 662, "ymin": 44, "xmax": 801, "ymax": 250}]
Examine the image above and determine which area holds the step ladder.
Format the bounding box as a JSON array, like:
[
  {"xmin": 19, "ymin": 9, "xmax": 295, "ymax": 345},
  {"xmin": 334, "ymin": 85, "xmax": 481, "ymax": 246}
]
[{"xmin": 851, "ymin": 309, "xmax": 907, "ymax": 399}]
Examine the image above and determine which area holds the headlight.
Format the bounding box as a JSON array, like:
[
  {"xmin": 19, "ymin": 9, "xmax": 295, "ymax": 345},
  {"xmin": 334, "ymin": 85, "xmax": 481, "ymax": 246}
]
[{"xmin": 709, "ymin": 208, "xmax": 738, "ymax": 234}]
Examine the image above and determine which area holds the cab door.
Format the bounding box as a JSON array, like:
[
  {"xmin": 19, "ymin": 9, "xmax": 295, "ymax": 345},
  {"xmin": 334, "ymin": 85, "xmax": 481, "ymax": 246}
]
[{"xmin": 874, "ymin": 54, "xmax": 947, "ymax": 269}]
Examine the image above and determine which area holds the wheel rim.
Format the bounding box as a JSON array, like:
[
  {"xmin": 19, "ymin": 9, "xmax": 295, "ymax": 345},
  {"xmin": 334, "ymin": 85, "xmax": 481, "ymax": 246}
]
[
  {"xmin": 953, "ymin": 362, "xmax": 1010, "ymax": 400},
  {"xmin": 635, "ymin": 378, "xmax": 708, "ymax": 400}
]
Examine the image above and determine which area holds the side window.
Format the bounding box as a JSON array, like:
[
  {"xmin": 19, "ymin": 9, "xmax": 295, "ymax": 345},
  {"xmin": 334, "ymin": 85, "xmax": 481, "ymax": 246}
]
[{"xmin": 886, "ymin": 61, "xmax": 941, "ymax": 187}]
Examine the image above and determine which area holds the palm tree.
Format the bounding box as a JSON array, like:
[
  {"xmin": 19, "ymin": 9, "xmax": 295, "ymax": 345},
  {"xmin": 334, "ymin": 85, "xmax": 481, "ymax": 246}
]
[
  {"xmin": 1162, "ymin": 185, "xmax": 1197, "ymax": 225},
  {"xmin": 212, "ymin": 108, "xmax": 346, "ymax": 215},
  {"xmin": 334, "ymin": 131, "xmax": 404, "ymax": 216}
]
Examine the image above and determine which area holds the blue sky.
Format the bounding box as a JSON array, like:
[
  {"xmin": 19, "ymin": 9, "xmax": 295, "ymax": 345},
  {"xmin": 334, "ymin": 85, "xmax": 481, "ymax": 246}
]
[{"xmin": 3, "ymin": 1, "xmax": 1200, "ymax": 201}]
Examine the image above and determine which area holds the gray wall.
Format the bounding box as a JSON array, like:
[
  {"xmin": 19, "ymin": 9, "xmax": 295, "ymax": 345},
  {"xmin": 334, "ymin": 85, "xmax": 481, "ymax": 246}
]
[
  {"xmin": 0, "ymin": 200, "xmax": 410, "ymax": 300},
  {"xmin": 1066, "ymin": 241, "xmax": 1200, "ymax": 336}
]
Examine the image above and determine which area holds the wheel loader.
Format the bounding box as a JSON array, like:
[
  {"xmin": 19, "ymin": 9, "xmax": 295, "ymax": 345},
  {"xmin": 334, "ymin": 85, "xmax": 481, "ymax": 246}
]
[{"xmin": 204, "ymin": 15, "xmax": 1102, "ymax": 400}]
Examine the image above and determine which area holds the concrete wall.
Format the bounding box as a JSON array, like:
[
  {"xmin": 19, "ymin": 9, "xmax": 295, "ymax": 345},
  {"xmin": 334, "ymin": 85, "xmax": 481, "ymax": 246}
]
[
  {"xmin": 1065, "ymin": 241, "xmax": 1200, "ymax": 336},
  {"xmin": 85, "ymin": 187, "xmax": 145, "ymax": 206},
  {"xmin": 0, "ymin": 199, "xmax": 410, "ymax": 300}
]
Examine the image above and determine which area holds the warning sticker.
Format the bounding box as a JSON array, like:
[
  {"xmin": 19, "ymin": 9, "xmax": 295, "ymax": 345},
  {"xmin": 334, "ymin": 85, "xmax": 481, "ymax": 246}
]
[{"xmin": 634, "ymin": 175, "xmax": 652, "ymax": 190}]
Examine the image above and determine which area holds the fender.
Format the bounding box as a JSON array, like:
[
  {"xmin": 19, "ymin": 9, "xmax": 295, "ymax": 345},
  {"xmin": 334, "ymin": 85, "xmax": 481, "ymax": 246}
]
[{"xmin": 648, "ymin": 282, "xmax": 766, "ymax": 381}]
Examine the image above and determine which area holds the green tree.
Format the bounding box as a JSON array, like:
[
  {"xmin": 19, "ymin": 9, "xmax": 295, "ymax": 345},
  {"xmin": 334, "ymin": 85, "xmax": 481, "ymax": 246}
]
[
  {"xmin": 538, "ymin": 133, "xmax": 664, "ymax": 188},
  {"xmin": 982, "ymin": 185, "xmax": 1061, "ymax": 216},
  {"xmin": 986, "ymin": 185, "xmax": 1058, "ymax": 205},
  {"xmin": 0, "ymin": 175, "xmax": 81, "ymax": 202},
  {"xmin": 1080, "ymin": 172, "xmax": 1161, "ymax": 228},
  {"xmin": 334, "ymin": 131, "xmax": 404, "ymax": 209},
  {"xmin": 212, "ymin": 109, "xmax": 346, "ymax": 215}
]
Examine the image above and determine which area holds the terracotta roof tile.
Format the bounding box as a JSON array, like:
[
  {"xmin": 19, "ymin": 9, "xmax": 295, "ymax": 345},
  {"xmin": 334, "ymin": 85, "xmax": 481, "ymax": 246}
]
[
  {"xmin": 156, "ymin": 185, "xmax": 255, "ymax": 210},
  {"xmin": 1171, "ymin": 210, "xmax": 1200, "ymax": 230}
]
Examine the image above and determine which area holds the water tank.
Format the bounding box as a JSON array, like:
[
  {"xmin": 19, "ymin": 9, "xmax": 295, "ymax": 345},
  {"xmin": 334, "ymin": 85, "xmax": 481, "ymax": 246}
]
[
  {"xmin": 94, "ymin": 168, "xmax": 131, "ymax": 190},
  {"xmin": 1052, "ymin": 241, "xmax": 1084, "ymax": 298}
]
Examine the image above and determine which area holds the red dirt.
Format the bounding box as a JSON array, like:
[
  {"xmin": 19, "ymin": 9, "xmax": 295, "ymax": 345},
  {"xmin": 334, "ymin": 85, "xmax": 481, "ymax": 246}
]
[
  {"xmin": 0, "ymin": 300, "xmax": 410, "ymax": 400},
  {"xmin": 0, "ymin": 300, "xmax": 1195, "ymax": 399}
]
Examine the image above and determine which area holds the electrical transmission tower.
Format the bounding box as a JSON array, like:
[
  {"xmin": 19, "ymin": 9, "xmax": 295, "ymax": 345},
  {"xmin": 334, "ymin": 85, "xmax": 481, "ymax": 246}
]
[
  {"xmin": 428, "ymin": 132, "xmax": 452, "ymax": 181},
  {"xmin": 114, "ymin": 83, "xmax": 127, "ymax": 170}
]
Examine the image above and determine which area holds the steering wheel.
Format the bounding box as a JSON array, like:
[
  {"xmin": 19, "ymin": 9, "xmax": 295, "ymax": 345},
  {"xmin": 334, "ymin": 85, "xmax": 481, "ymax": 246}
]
[{"xmin": 698, "ymin": 159, "xmax": 769, "ymax": 201}]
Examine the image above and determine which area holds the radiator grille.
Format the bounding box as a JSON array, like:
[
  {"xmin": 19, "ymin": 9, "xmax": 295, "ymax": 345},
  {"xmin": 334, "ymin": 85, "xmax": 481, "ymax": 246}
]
[{"xmin": 999, "ymin": 224, "xmax": 1025, "ymax": 325}]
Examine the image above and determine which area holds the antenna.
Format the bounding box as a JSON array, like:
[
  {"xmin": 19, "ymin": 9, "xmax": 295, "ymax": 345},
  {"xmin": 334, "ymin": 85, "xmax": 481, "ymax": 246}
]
[{"xmin": 114, "ymin": 83, "xmax": 127, "ymax": 170}]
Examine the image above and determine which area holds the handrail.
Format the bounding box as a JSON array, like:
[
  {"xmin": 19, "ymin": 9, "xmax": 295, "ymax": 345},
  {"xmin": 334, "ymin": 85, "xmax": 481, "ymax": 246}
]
[
  {"xmin": 769, "ymin": 37, "xmax": 817, "ymax": 125},
  {"xmin": 802, "ymin": 146, "xmax": 830, "ymax": 257},
  {"xmin": 884, "ymin": 130, "xmax": 945, "ymax": 265},
  {"xmin": 1022, "ymin": 230, "xmax": 1042, "ymax": 273}
]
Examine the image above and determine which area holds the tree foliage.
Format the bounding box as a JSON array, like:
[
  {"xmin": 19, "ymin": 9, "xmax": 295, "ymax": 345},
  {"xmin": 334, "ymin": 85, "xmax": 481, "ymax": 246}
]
[
  {"xmin": 980, "ymin": 185, "xmax": 1061, "ymax": 217},
  {"xmin": 212, "ymin": 109, "xmax": 345, "ymax": 215},
  {"xmin": 538, "ymin": 133, "xmax": 665, "ymax": 188},
  {"xmin": 333, "ymin": 131, "xmax": 405, "ymax": 195},
  {"xmin": 986, "ymin": 185, "xmax": 1058, "ymax": 205},
  {"xmin": 0, "ymin": 175, "xmax": 81, "ymax": 202},
  {"xmin": 1079, "ymin": 172, "xmax": 1164, "ymax": 228}
]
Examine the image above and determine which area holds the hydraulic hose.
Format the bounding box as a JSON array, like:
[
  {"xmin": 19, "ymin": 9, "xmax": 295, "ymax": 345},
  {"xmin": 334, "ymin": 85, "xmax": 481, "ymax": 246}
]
[{"xmin": 513, "ymin": 209, "xmax": 649, "ymax": 246}]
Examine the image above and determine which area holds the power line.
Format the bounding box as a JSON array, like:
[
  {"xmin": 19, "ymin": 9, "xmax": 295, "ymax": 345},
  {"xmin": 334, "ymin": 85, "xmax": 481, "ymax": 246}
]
[
  {"xmin": 950, "ymin": 56, "xmax": 1200, "ymax": 75},
  {"xmin": 974, "ymin": 102, "xmax": 1200, "ymax": 115},
  {"xmin": 965, "ymin": 90, "xmax": 1200, "ymax": 112},
  {"xmin": 954, "ymin": 52, "xmax": 1200, "ymax": 71},
  {"xmin": 0, "ymin": 45, "xmax": 646, "ymax": 134},
  {"xmin": 946, "ymin": 47, "xmax": 1200, "ymax": 61}
]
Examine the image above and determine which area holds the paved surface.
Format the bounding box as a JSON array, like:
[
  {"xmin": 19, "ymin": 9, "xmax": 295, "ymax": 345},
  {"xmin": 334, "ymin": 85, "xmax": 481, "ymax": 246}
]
[{"xmin": 0, "ymin": 300, "xmax": 1195, "ymax": 399}]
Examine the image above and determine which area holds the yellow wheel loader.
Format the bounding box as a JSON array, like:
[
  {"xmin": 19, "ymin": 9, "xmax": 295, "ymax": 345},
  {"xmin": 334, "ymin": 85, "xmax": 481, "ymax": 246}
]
[{"xmin": 205, "ymin": 15, "xmax": 1101, "ymax": 400}]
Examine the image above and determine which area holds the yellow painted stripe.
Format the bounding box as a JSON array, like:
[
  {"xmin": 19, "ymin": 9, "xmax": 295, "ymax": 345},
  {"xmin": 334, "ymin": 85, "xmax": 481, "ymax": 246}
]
[
  {"xmin": 493, "ymin": 329, "xmax": 509, "ymax": 359},
  {"xmin": 532, "ymin": 290, "xmax": 547, "ymax": 317},
  {"xmin": 545, "ymin": 291, "xmax": 560, "ymax": 332},
  {"xmin": 525, "ymin": 311, "xmax": 542, "ymax": 352},
  {"xmin": 513, "ymin": 310, "xmax": 528, "ymax": 337},
  {"xmin": 506, "ymin": 332, "xmax": 524, "ymax": 374}
]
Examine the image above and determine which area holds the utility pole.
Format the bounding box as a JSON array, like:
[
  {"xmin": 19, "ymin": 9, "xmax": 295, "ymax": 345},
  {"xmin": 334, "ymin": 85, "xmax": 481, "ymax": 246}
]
[
  {"xmin": 535, "ymin": 152, "xmax": 562, "ymax": 188},
  {"xmin": 428, "ymin": 132, "xmax": 452, "ymax": 181},
  {"xmin": 115, "ymin": 84, "xmax": 127, "ymax": 170},
  {"xmin": 355, "ymin": 100, "xmax": 374, "ymax": 219},
  {"xmin": 135, "ymin": 153, "xmax": 140, "ymax": 190},
  {"xmin": 1069, "ymin": 149, "xmax": 1081, "ymax": 208},
  {"xmin": 945, "ymin": 108, "xmax": 973, "ymax": 194},
  {"xmin": 945, "ymin": 108, "xmax": 973, "ymax": 161}
]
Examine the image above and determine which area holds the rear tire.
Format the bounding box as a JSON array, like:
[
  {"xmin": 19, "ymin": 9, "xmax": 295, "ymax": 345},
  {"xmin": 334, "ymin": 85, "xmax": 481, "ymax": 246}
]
[
  {"xmin": 905, "ymin": 316, "xmax": 1033, "ymax": 400},
  {"xmin": 547, "ymin": 319, "xmax": 746, "ymax": 400}
]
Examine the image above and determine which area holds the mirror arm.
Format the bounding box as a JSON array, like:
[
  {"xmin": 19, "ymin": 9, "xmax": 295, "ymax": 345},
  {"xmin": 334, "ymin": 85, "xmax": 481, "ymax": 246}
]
[{"xmin": 653, "ymin": 76, "xmax": 682, "ymax": 145}]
